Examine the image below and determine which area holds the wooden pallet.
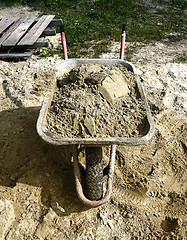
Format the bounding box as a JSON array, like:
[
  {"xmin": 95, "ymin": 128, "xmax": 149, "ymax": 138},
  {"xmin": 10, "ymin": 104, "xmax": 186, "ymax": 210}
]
[{"xmin": 0, "ymin": 15, "xmax": 62, "ymax": 60}]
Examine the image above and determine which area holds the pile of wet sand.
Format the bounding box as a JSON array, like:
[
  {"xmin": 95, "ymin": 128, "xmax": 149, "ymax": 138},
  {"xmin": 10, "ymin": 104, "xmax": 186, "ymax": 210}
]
[{"xmin": 47, "ymin": 64, "xmax": 147, "ymax": 138}]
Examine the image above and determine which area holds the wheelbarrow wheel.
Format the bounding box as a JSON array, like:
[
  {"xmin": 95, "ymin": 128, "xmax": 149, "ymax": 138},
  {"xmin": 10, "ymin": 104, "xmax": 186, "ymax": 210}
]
[{"xmin": 86, "ymin": 147, "xmax": 103, "ymax": 200}]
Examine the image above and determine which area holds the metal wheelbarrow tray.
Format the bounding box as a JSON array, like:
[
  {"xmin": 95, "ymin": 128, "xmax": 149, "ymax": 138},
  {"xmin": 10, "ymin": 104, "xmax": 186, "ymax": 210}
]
[
  {"xmin": 37, "ymin": 58, "xmax": 155, "ymax": 146},
  {"xmin": 36, "ymin": 58, "xmax": 155, "ymax": 207}
]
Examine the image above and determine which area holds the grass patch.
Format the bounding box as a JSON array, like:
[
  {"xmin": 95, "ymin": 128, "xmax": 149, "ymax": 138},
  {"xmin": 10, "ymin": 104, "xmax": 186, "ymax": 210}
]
[
  {"xmin": 34, "ymin": 48, "xmax": 64, "ymax": 58},
  {"xmin": 0, "ymin": 0, "xmax": 186, "ymax": 58},
  {"xmin": 173, "ymin": 52, "xmax": 187, "ymax": 63}
]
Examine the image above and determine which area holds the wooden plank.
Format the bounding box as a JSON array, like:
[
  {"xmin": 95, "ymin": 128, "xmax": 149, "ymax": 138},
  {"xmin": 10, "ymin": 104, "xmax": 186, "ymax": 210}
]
[
  {"xmin": 0, "ymin": 52, "xmax": 32, "ymax": 59},
  {"xmin": 48, "ymin": 19, "xmax": 63, "ymax": 27},
  {"xmin": 0, "ymin": 17, "xmax": 18, "ymax": 35},
  {"xmin": 2, "ymin": 16, "xmax": 37, "ymax": 47},
  {"xmin": 0, "ymin": 17, "xmax": 26, "ymax": 46},
  {"xmin": 31, "ymin": 18, "xmax": 62, "ymax": 27},
  {"xmin": 18, "ymin": 15, "xmax": 55, "ymax": 46},
  {"xmin": 30, "ymin": 37, "xmax": 48, "ymax": 48},
  {"xmin": 41, "ymin": 27, "xmax": 56, "ymax": 36}
]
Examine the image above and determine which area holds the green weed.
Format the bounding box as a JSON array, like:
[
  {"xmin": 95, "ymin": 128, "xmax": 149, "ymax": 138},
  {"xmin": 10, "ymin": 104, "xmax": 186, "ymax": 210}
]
[{"xmin": 174, "ymin": 53, "xmax": 187, "ymax": 63}]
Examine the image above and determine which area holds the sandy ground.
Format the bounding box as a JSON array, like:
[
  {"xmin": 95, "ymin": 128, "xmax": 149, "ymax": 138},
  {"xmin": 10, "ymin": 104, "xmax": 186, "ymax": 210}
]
[{"xmin": 0, "ymin": 5, "xmax": 187, "ymax": 240}]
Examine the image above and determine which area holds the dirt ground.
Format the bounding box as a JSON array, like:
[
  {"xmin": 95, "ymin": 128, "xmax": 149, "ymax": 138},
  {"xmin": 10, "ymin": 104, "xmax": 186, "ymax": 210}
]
[{"xmin": 0, "ymin": 6, "xmax": 187, "ymax": 240}]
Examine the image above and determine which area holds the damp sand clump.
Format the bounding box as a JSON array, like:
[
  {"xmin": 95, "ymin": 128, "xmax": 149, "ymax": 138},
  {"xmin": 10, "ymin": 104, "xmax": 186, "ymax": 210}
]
[{"xmin": 46, "ymin": 64, "xmax": 146, "ymax": 138}]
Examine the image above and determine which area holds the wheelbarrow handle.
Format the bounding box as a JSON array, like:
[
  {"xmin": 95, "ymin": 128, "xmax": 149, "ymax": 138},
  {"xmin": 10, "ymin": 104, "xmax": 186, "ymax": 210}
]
[
  {"xmin": 120, "ymin": 24, "xmax": 126, "ymax": 60},
  {"xmin": 60, "ymin": 25, "xmax": 68, "ymax": 60}
]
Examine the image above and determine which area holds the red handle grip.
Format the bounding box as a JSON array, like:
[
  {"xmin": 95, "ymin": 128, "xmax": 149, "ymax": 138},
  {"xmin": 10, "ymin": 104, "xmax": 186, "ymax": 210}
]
[
  {"xmin": 60, "ymin": 26, "xmax": 68, "ymax": 60},
  {"xmin": 120, "ymin": 24, "xmax": 126, "ymax": 60}
]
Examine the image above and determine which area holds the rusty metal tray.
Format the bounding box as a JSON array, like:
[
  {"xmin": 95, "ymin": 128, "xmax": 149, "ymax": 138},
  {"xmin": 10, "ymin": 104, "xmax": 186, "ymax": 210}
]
[{"xmin": 36, "ymin": 58, "xmax": 155, "ymax": 146}]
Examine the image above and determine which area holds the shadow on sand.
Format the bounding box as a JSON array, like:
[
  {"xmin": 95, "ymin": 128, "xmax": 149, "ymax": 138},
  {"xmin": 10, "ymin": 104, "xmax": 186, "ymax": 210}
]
[{"xmin": 0, "ymin": 107, "xmax": 89, "ymax": 216}]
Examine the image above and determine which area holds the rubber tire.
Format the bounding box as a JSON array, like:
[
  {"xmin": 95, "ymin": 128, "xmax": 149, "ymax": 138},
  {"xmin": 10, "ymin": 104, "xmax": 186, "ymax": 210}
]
[{"xmin": 86, "ymin": 147, "xmax": 103, "ymax": 200}]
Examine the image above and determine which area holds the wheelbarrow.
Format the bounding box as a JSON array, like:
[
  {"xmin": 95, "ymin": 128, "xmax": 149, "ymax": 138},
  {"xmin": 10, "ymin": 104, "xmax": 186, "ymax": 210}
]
[{"xmin": 36, "ymin": 25, "xmax": 155, "ymax": 207}]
